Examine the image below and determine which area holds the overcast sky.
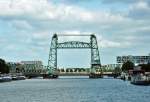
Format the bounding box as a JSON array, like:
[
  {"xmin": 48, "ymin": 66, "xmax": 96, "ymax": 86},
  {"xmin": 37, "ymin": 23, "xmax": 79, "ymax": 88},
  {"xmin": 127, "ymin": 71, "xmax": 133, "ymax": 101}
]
[{"xmin": 0, "ymin": 0, "xmax": 150, "ymax": 67}]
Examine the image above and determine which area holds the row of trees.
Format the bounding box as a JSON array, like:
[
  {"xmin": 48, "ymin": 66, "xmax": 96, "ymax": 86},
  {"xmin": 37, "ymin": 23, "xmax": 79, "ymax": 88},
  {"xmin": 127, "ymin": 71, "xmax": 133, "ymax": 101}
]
[
  {"xmin": 0, "ymin": 58, "xmax": 10, "ymax": 74},
  {"xmin": 58, "ymin": 61, "xmax": 149, "ymax": 74},
  {"xmin": 58, "ymin": 68, "xmax": 89, "ymax": 72},
  {"xmin": 58, "ymin": 68, "xmax": 114, "ymax": 73}
]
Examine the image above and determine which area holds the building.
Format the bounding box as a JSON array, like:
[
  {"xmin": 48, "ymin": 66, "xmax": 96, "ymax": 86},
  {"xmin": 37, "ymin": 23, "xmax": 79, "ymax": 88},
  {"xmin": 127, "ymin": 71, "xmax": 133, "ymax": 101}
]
[
  {"xmin": 7, "ymin": 61, "xmax": 47, "ymax": 74},
  {"xmin": 117, "ymin": 53, "xmax": 150, "ymax": 64},
  {"xmin": 102, "ymin": 64, "xmax": 122, "ymax": 70},
  {"xmin": 21, "ymin": 61, "xmax": 43, "ymax": 70}
]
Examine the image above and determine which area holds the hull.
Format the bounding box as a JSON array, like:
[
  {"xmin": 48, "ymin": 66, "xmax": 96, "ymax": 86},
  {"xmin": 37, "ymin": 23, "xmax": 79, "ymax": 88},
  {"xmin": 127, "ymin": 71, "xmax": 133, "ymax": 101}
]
[
  {"xmin": 43, "ymin": 74, "xmax": 58, "ymax": 79},
  {"xmin": 0, "ymin": 77, "xmax": 12, "ymax": 82},
  {"xmin": 131, "ymin": 81, "xmax": 150, "ymax": 86},
  {"xmin": 89, "ymin": 73, "xmax": 103, "ymax": 79},
  {"xmin": 12, "ymin": 76, "xmax": 26, "ymax": 80}
]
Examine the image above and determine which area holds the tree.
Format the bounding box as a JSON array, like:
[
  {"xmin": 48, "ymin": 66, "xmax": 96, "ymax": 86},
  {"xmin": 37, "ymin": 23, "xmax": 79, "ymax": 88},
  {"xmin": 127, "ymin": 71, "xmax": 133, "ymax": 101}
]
[
  {"xmin": 139, "ymin": 63, "xmax": 150, "ymax": 72},
  {"xmin": 0, "ymin": 58, "xmax": 10, "ymax": 74},
  {"xmin": 113, "ymin": 67, "xmax": 121, "ymax": 75},
  {"xmin": 60, "ymin": 68, "xmax": 65, "ymax": 72},
  {"xmin": 66, "ymin": 68, "xmax": 69, "ymax": 72},
  {"xmin": 69, "ymin": 69, "xmax": 73, "ymax": 72},
  {"xmin": 74, "ymin": 68, "xmax": 78, "ymax": 72},
  {"xmin": 122, "ymin": 61, "xmax": 134, "ymax": 72}
]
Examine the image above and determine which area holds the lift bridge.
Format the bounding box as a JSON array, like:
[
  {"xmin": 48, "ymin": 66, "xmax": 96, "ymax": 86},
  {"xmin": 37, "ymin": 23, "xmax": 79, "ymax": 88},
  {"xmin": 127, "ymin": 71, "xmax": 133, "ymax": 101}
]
[{"xmin": 43, "ymin": 34, "xmax": 102, "ymax": 78}]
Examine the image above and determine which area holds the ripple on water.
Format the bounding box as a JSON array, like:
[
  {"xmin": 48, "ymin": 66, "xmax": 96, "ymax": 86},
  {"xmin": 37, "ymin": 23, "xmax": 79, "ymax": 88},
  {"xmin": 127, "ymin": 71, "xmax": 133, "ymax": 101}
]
[{"xmin": 0, "ymin": 78, "xmax": 150, "ymax": 102}]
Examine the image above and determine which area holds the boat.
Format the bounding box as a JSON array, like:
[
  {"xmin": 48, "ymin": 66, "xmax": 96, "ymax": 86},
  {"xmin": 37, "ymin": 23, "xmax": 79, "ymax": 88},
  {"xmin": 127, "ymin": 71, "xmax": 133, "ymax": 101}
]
[
  {"xmin": 12, "ymin": 75, "xmax": 18, "ymax": 80},
  {"xmin": 17, "ymin": 75, "xmax": 26, "ymax": 80},
  {"xmin": 89, "ymin": 73, "xmax": 103, "ymax": 78},
  {"xmin": 12, "ymin": 74, "xmax": 26, "ymax": 80},
  {"xmin": 0, "ymin": 74, "xmax": 12, "ymax": 82},
  {"xmin": 43, "ymin": 74, "xmax": 59, "ymax": 79},
  {"xmin": 130, "ymin": 70, "xmax": 150, "ymax": 85}
]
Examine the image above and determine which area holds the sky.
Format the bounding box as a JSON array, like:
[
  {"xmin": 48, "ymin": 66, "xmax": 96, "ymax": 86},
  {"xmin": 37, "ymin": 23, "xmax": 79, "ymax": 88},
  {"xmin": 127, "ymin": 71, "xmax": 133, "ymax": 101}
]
[{"xmin": 0, "ymin": 0, "xmax": 150, "ymax": 68}]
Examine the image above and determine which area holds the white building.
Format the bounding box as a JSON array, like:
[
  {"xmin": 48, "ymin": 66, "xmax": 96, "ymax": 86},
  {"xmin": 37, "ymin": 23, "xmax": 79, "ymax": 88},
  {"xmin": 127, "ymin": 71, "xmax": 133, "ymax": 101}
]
[
  {"xmin": 102, "ymin": 64, "xmax": 122, "ymax": 69},
  {"xmin": 21, "ymin": 61, "xmax": 43, "ymax": 70},
  {"xmin": 117, "ymin": 53, "xmax": 150, "ymax": 64}
]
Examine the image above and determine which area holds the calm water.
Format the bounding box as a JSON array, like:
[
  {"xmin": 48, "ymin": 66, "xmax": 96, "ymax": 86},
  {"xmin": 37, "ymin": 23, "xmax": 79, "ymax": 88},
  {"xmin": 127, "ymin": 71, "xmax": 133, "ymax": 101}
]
[{"xmin": 0, "ymin": 77, "xmax": 150, "ymax": 102}]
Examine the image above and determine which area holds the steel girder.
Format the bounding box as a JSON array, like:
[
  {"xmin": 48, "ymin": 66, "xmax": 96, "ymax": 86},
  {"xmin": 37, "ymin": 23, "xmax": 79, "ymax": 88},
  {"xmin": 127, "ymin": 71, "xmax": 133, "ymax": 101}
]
[
  {"xmin": 48, "ymin": 34, "xmax": 101, "ymax": 74},
  {"xmin": 47, "ymin": 34, "xmax": 58, "ymax": 74},
  {"xmin": 57, "ymin": 41, "xmax": 91, "ymax": 49},
  {"xmin": 90, "ymin": 35, "xmax": 101, "ymax": 73}
]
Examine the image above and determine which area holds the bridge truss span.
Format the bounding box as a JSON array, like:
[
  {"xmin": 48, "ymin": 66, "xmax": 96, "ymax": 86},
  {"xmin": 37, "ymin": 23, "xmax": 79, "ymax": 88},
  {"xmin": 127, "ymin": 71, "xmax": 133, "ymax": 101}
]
[
  {"xmin": 57, "ymin": 41, "xmax": 91, "ymax": 49},
  {"xmin": 47, "ymin": 34, "xmax": 102, "ymax": 78}
]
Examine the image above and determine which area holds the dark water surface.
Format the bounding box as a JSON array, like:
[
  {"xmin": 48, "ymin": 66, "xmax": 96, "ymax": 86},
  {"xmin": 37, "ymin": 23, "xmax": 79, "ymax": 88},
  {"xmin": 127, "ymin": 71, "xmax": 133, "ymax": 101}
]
[{"xmin": 0, "ymin": 77, "xmax": 150, "ymax": 102}]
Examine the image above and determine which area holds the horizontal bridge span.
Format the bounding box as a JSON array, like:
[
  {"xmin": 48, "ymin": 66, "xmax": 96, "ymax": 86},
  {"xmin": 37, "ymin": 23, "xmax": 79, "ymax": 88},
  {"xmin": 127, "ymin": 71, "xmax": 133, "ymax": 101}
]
[
  {"xmin": 57, "ymin": 34, "xmax": 92, "ymax": 36},
  {"xmin": 57, "ymin": 41, "xmax": 91, "ymax": 48}
]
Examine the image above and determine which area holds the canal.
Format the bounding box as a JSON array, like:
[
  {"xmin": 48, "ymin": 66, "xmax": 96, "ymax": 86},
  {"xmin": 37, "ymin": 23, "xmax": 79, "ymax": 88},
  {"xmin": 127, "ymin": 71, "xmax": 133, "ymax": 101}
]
[{"xmin": 0, "ymin": 77, "xmax": 150, "ymax": 102}]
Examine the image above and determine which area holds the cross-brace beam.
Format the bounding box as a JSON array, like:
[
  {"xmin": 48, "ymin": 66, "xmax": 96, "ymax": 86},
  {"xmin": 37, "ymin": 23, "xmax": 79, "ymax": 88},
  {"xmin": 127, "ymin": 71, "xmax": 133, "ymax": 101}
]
[{"xmin": 58, "ymin": 41, "xmax": 91, "ymax": 49}]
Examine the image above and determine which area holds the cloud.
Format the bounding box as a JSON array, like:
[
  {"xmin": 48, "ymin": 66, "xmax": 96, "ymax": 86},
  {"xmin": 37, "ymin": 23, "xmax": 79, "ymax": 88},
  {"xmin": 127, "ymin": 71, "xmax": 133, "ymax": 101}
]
[
  {"xmin": 102, "ymin": 0, "xmax": 139, "ymax": 4},
  {"xmin": 128, "ymin": 0, "xmax": 150, "ymax": 20},
  {"xmin": 0, "ymin": 0, "xmax": 126, "ymax": 31},
  {"xmin": 0, "ymin": 0, "xmax": 150, "ymax": 65},
  {"xmin": 53, "ymin": 0, "xmax": 91, "ymax": 4},
  {"xmin": 11, "ymin": 20, "xmax": 33, "ymax": 30},
  {"xmin": 97, "ymin": 35, "xmax": 132, "ymax": 48}
]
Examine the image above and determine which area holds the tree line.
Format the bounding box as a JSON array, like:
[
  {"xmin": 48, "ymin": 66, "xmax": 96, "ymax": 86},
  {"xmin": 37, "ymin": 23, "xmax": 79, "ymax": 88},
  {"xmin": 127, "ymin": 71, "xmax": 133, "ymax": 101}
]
[{"xmin": 0, "ymin": 58, "xmax": 10, "ymax": 74}]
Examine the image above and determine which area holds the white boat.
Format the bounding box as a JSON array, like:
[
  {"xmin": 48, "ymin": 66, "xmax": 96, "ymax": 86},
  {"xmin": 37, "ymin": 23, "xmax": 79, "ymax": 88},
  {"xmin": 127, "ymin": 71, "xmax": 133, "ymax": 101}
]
[
  {"xmin": 0, "ymin": 74, "xmax": 12, "ymax": 82},
  {"xmin": 12, "ymin": 74, "xmax": 26, "ymax": 80},
  {"xmin": 130, "ymin": 70, "xmax": 150, "ymax": 85},
  {"xmin": 17, "ymin": 75, "xmax": 26, "ymax": 80}
]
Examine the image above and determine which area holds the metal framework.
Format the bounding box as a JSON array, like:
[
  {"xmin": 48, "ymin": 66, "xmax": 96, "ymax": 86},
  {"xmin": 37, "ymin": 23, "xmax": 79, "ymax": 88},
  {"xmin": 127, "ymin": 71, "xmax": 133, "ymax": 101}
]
[{"xmin": 47, "ymin": 34, "xmax": 101, "ymax": 74}]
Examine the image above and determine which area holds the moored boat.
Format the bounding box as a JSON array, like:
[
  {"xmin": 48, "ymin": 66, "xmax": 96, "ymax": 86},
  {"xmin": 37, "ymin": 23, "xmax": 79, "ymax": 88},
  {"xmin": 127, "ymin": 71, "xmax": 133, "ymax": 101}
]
[
  {"xmin": 0, "ymin": 74, "xmax": 12, "ymax": 82},
  {"xmin": 17, "ymin": 75, "xmax": 26, "ymax": 80},
  {"xmin": 12, "ymin": 74, "xmax": 26, "ymax": 80},
  {"xmin": 130, "ymin": 70, "xmax": 150, "ymax": 85}
]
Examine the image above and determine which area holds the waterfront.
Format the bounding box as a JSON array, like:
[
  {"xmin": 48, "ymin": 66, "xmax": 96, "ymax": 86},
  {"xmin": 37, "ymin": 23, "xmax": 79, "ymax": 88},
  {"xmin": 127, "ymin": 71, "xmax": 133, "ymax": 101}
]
[{"xmin": 0, "ymin": 78, "xmax": 150, "ymax": 102}]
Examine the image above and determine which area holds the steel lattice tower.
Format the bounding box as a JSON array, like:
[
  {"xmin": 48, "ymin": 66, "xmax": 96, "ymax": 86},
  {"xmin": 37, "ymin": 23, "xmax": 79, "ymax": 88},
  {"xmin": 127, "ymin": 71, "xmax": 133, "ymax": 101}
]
[{"xmin": 47, "ymin": 34, "xmax": 101, "ymax": 76}]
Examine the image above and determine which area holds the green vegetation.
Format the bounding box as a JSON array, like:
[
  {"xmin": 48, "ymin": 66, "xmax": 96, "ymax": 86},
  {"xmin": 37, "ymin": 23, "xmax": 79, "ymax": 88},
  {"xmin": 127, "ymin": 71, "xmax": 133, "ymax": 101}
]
[
  {"xmin": 122, "ymin": 61, "xmax": 134, "ymax": 72},
  {"xmin": 113, "ymin": 67, "xmax": 122, "ymax": 75},
  {"xmin": 102, "ymin": 68, "xmax": 114, "ymax": 72},
  {"xmin": 139, "ymin": 63, "xmax": 150, "ymax": 72},
  {"xmin": 0, "ymin": 58, "xmax": 10, "ymax": 74}
]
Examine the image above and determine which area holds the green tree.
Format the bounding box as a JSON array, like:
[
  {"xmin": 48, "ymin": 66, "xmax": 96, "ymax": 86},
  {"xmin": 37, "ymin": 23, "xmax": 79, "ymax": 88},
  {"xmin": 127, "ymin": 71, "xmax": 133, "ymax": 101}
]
[
  {"xmin": 113, "ymin": 67, "xmax": 121, "ymax": 75},
  {"xmin": 0, "ymin": 58, "xmax": 10, "ymax": 74},
  {"xmin": 122, "ymin": 61, "xmax": 134, "ymax": 72},
  {"xmin": 74, "ymin": 68, "xmax": 78, "ymax": 72},
  {"xmin": 66, "ymin": 68, "xmax": 69, "ymax": 72},
  {"xmin": 60, "ymin": 68, "xmax": 65, "ymax": 72},
  {"xmin": 69, "ymin": 69, "xmax": 73, "ymax": 72},
  {"xmin": 139, "ymin": 63, "xmax": 150, "ymax": 72}
]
